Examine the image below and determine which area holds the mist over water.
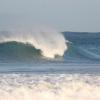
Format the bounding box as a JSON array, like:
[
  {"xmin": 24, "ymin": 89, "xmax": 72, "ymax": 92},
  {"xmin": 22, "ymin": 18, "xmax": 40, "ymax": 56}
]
[
  {"xmin": 0, "ymin": 0, "xmax": 100, "ymax": 99},
  {"xmin": 0, "ymin": 28, "xmax": 67, "ymax": 58}
]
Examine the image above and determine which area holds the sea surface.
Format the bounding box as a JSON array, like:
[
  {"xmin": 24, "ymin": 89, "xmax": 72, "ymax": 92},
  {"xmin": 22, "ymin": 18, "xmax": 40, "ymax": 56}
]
[{"xmin": 0, "ymin": 30, "xmax": 100, "ymax": 100}]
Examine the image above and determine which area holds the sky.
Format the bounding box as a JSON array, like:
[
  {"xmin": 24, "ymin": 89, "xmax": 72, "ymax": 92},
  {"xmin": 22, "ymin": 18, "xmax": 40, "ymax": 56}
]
[{"xmin": 0, "ymin": 0, "xmax": 100, "ymax": 32}]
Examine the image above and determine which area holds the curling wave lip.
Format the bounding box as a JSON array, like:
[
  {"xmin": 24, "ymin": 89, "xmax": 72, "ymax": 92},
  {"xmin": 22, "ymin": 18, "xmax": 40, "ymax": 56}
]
[{"xmin": 0, "ymin": 29, "xmax": 67, "ymax": 58}]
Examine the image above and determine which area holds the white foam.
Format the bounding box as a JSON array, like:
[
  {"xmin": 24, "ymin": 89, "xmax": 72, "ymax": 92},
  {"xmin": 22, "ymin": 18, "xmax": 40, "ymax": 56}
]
[
  {"xmin": 0, "ymin": 29, "xmax": 67, "ymax": 58},
  {"xmin": 0, "ymin": 74, "xmax": 100, "ymax": 100}
]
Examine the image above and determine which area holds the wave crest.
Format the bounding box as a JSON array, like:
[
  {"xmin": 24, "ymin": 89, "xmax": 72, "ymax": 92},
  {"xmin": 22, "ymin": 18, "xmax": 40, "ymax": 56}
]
[{"xmin": 0, "ymin": 29, "xmax": 67, "ymax": 58}]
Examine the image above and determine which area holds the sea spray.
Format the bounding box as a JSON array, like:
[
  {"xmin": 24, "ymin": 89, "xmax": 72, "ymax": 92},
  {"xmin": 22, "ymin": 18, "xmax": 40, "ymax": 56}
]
[{"xmin": 0, "ymin": 29, "xmax": 67, "ymax": 58}]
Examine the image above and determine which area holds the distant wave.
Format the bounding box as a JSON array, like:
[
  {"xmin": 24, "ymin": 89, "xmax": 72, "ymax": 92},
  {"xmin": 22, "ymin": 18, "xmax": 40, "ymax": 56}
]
[{"xmin": 0, "ymin": 29, "xmax": 67, "ymax": 58}]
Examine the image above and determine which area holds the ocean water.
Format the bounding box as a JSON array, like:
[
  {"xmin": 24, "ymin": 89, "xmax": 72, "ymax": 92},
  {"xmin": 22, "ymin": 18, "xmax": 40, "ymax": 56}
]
[{"xmin": 0, "ymin": 30, "xmax": 100, "ymax": 100}]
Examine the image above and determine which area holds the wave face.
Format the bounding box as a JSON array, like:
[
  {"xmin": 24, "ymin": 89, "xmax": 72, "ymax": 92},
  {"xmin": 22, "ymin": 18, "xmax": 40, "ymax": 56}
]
[
  {"xmin": 0, "ymin": 29, "xmax": 67, "ymax": 58},
  {"xmin": 0, "ymin": 74, "xmax": 100, "ymax": 100},
  {"xmin": 0, "ymin": 42, "xmax": 42, "ymax": 60},
  {"xmin": 0, "ymin": 31, "xmax": 100, "ymax": 62}
]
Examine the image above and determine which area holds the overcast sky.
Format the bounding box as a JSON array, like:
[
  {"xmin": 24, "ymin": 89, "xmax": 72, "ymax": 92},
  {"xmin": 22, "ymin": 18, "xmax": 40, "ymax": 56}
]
[{"xmin": 0, "ymin": 0, "xmax": 100, "ymax": 32}]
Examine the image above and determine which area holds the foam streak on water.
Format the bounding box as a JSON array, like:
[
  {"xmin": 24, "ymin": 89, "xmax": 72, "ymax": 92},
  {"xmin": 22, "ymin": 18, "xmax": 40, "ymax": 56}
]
[{"xmin": 0, "ymin": 74, "xmax": 100, "ymax": 100}]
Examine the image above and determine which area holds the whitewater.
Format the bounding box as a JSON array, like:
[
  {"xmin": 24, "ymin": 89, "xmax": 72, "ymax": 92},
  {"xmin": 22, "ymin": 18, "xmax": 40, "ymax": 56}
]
[
  {"xmin": 0, "ymin": 74, "xmax": 100, "ymax": 100},
  {"xmin": 0, "ymin": 29, "xmax": 100, "ymax": 100},
  {"xmin": 0, "ymin": 29, "xmax": 67, "ymax": 58}
]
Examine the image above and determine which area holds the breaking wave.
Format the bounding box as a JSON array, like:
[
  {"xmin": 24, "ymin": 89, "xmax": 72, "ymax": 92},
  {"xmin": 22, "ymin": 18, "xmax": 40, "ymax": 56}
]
[
  {"xmin": 1, "ymin": 30, "xmax": 100, "ymax": 61},
  {"xmin": 0, "ymin": 29, "xmax": 67, "ymax": 58}
]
